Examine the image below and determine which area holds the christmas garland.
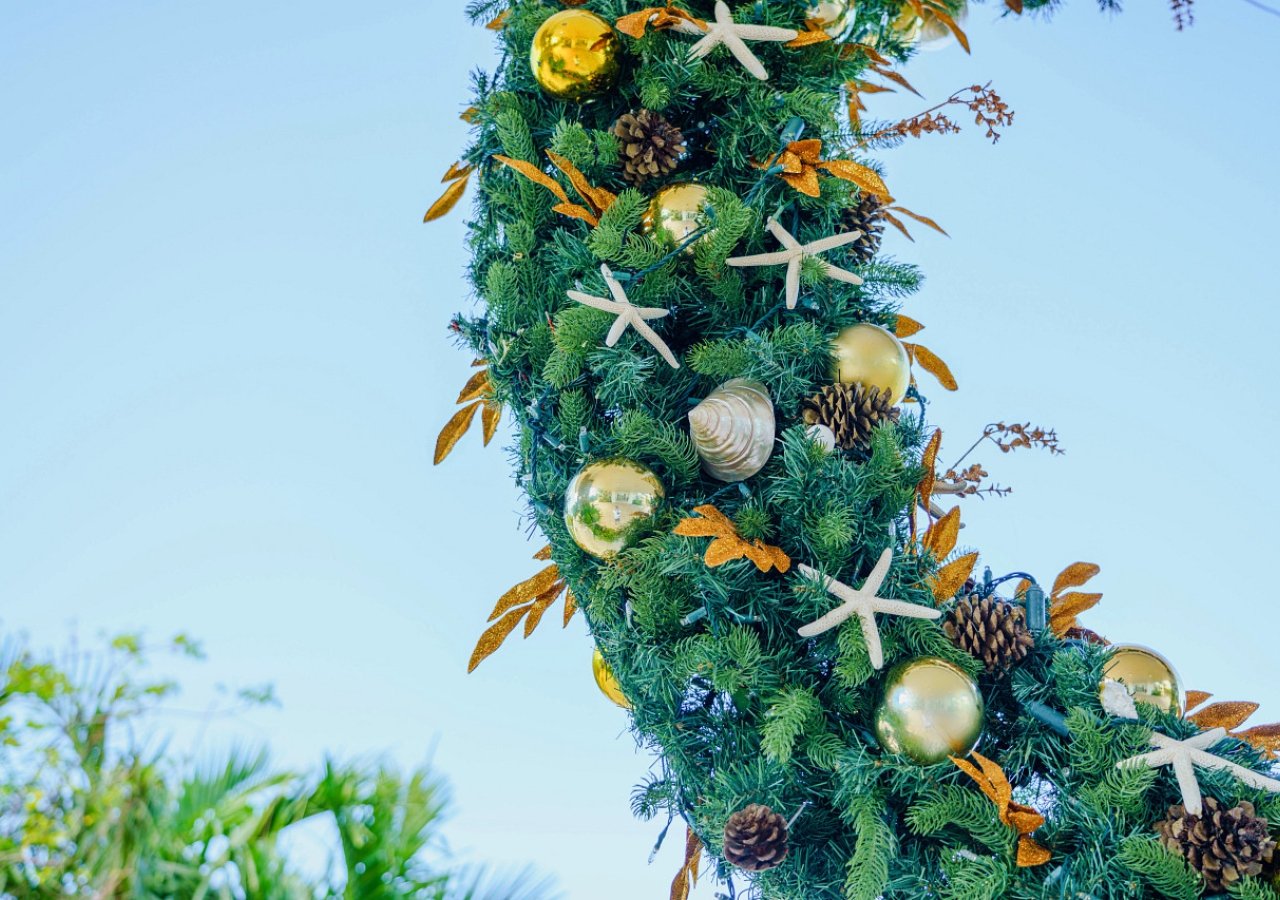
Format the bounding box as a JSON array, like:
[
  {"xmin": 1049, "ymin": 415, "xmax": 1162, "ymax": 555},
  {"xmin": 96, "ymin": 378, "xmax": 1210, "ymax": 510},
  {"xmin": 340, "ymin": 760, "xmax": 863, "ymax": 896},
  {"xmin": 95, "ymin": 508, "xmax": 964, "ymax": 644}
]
[{"xmin": 429, "ymin": 1, "xmax": 1280, "ymax": 897}]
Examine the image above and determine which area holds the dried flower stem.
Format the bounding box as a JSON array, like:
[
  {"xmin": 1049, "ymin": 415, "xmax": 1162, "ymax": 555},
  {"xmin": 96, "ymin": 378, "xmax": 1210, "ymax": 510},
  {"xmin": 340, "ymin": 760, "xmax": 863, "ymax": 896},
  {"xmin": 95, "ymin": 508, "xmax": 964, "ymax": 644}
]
[{"xmin": 866, "ymin": 82, "xmax": 1014, "ymax": 145}]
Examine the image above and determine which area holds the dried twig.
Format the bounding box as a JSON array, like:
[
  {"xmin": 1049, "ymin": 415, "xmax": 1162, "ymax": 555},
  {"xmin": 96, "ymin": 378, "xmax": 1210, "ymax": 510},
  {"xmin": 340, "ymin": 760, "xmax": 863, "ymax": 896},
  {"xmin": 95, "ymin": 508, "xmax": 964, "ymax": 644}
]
[
  {"xmin": 1171, "ymin": 0, "xmax": 1194, "ymax": 29},
  {"xmin": 866, "ymin": 83, "xmax": 1014, "ymax": 145}
]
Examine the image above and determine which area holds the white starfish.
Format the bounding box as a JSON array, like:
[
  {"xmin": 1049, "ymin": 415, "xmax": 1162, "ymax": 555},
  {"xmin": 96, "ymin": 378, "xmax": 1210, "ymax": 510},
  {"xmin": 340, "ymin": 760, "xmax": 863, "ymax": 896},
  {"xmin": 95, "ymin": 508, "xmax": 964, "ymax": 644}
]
[
  {"xmin": 1117, "ymin": 727, "xmax": 1280, "ymax": 816},
  {"xmin": 727, "ymin": 217, "xmax": 865, "ymax": 310},
  {"xmin": 795, "ymin": 549, "xmax": 941, "ymax": 669},
  {"xmin": 678, "ymin": 1, "xmax": 799, "ymax": 81},
  {"xmin": 566, "ymin": 264, "xmax": 680, "ymax": 369}
]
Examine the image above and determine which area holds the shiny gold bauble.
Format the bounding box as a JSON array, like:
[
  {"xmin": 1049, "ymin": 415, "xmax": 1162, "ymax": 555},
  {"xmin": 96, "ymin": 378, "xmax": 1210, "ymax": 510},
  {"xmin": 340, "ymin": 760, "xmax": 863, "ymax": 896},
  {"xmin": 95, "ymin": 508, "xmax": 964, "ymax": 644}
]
[
  {"xmin": 830, "ymin": 323, "xmax": 912, "ymax": 406},
  {"xmin": 592, "ymin": 647, "xmax": 631, "ymax": 709},
  {"xmin": 806, "ymin": 0, "xmax": 857, "ymax": 38},
  {"xmin": 564, "ymin": 458, "xmax": 665, "ymax": 559},
  {"xmin": 874, "ymin": 657, "xmax": 984, "ymax": 766},
  {"xmin": 643, "ymin": 183, "xmax": 711, "ymax": 251},
  {"xmin": 1102, "ymin": 644, "xmax": 1184, "ymax": 715},
  {"xmin": 529, "ymin": 10, "xmax": 621, "ymax": 102}
]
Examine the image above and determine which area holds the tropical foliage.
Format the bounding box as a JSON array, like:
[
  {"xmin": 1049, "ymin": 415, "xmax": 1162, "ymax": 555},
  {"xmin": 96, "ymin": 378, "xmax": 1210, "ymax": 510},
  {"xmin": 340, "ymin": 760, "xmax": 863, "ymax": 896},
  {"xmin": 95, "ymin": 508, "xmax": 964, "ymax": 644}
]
[{"xmin": 0, "ymin": 632, "xmax": 556, "ymax": 900}]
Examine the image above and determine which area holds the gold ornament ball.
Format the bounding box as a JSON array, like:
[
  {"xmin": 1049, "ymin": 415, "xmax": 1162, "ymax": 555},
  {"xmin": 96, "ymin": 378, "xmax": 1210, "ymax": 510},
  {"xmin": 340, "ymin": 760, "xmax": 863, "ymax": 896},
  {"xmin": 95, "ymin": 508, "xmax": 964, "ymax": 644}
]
[
  {"xmin": 831, "ymin": 323, "xmax": 912, "ymax": 406},
  {"xmin": 529, "ymin": 10, "xmax": 621, "ymax": 102},
  {"xmin": 874, "ymin": 657, "xmax": 984, "ymax": 766},
  {"xmin": 806, "ymin": 0, "xmax": 857, "ymax": 38},
  {"xmin": 592, "ymin": 647, "xmax": 631, "ymax": 709},
  {"xmin": 564, "ymin": 458, "xmax": 665, "ymax": 559},
  {"xmin": 1102, "ymin": 644, "xmax": 1184, "ymax": 715},
  {"xmin": 643, "ymin": 183, "xmax": 711, "ymax": 251}
]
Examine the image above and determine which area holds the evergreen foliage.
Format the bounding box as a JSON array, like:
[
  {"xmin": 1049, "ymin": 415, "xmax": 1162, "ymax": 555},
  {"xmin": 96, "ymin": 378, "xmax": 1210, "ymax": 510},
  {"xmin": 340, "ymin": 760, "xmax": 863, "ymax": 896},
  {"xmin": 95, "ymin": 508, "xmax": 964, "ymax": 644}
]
[{"xmin": 443, "ymin": 2, "xmax": 1280, "ymax": 897}]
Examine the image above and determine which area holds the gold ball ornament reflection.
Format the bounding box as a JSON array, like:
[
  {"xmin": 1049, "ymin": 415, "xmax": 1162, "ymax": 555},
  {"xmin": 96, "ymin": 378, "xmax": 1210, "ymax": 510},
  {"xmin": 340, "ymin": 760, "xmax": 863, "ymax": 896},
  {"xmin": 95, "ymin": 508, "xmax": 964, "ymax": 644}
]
[
  {"xmin": 530, "ymin": 10, "xmax": 621, "ymax": 102},
  {"xmin": 1102, "ymin": 644, "xmax": 1184, "ymax": 715},
  {"xmin": 592, "ymin": 648, "xmax": 631, "ymax": 709},
  {"xmin": 831, "ymin": 323, "xmax": 912, "ymax": 406},
  {"xmin": 874, "ymin": 657, "xmax": 984, "ymax": 766},
  {"xmin": 564, "ymin": 458, "xmax": 665, "ymax": 559},
  {"xmin": 806, "ymin": 0, "xmax": 857, "ymax": 38},
  {"xmin": 643, "ymin": 183, "xmax": 711, "ymax": 251}
]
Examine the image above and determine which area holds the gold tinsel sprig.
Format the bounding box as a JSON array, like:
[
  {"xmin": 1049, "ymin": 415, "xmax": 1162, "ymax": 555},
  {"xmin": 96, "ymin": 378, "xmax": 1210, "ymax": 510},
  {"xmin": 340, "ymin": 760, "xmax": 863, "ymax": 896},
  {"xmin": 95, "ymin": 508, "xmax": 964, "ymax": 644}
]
[
  {"xmin": 467, "ymin": 546, "xmax": 576, "ymax": 672},
  {"xmin": 674, "ymin": 505, "xmax": 790, "ymax": 574}
]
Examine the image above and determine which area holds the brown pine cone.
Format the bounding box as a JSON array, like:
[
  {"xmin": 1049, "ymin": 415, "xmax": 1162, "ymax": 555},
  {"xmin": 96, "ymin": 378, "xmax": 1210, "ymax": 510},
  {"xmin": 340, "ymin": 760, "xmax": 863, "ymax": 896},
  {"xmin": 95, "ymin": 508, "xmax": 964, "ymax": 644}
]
[
  {"xmin": 801, "ymin": 383, "xmax": 900, "ymax": 453},
  {"xmin": 944, "ymin": 595, "xmax": 1034, "ymax": 672},
  {"xmin": 723, "ymin": 804, "xmax": 789, "ymax": 872},
  {"xmin": 841, "ymin": 192, "xmax": 886, "ymax": 264},
  {"xmin": 1155, "ymin": 798, "xmax": 1277, "ymax": 892},
  {"xmin": 612, "ymin": 110, "xmax": 686, "ymax": 185}
]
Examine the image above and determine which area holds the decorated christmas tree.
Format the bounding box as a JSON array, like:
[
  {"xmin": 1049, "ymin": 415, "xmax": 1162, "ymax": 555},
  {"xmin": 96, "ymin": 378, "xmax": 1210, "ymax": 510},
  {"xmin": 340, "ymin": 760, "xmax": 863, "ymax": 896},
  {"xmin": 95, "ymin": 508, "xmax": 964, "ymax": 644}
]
[{"xmin": 428, "ymin": 1, "xmax": 1280, "ymax": 897}]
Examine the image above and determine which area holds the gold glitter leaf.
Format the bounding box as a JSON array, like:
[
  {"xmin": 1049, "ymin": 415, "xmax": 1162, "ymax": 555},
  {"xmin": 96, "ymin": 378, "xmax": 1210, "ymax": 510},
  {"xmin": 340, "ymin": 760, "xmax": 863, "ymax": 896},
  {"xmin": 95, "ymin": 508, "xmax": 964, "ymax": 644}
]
[
  {"xmin": 675, "ymin": 505, "xmax": 790, "ymax": 574},
  {"xmin": 818, "ymin": 160, "xmax": 891, "ymax": 201},
  {"xmin": 546, "ymin": 150, "xmax": 616, "ymax": 216},
  {"xmin": 433, "ymin": 401, "xmax": 481, "ymax": 465},
  {"xmin": 481, "ymin": 402, "xmax": 501, "ymax": 446},
  {"xmin": 1052, "ymin": 562, "xmax": 1100, "ymax": 596},
  {"xmin": 896, "ymin": 314, "xmax": 926, "ymax": 339},
  {"xmin": 456, "ymin": 369, "xmax": 490, "ymax": 404},
  {"xmin": 930, "ymin": 551, "xmax": 978, "ymax": 604},
  {"xmin": 488, "ymin": 564, "xmax": 562, "ymax": 621},
  {"xmin": 1185, "ymin": 690, "xmax": 1214, "ymax": 713},
  {"xmin": 919, "ymin": 429, "xmax": 942, "ymax": 512},
  {"xmin": 923, "ymin": 507, "xmax": 960, "ymax": 559},
  {"xmin": 1188, "ymin": 702, "xmax": 1260, "ymax": 731},
  {"xmin": 522, "ymin": 582, "xmax": 565, "ymax": 637},
  {"xmin": 551, "ymin": 202, "xmax": 600, "ymax": 228},
  {"xmin": 467, "ymin": 606, "xmax": 531, "ymax": 672},
  {"xmin": 786, "ymin": 28, "xmax": 833, "ymax": 47},
  {"xmin": 533, "ymin": 544, "xmax": 553, "ymax": 561},
  {"xmin": 423, "ymin": 172, "xmax": 471, "ymax": 223},
  {"xmin": 782, "ymin": 168, "xmax": 821, "ymax": 197},
  {"xmin": 492, "ymin": 155, "xmax": 570, "ymax": 204},
  {"xmin": 887, "ymin": 204, "xmax": 949, "ymax": 237},
  {"xmin": 880, "ymin": 209, "xmax": 915, "ymax": 242},
  {"xmin": 616, "ymin": 6, "xmax": 706, "ymax": 39},
  {"xmin": 669, "ymin": 827, "xmax": 703, "ymax": 900},
  {"xmin": 562, "ymin": 589, "xmax": 577, "ymax": 627},
  {"xmin": 1049, "ymin": 591, "xmax": 1102, "ymax": 636},
  {"xmin": 925, "ymin": 4, "xmax": 970, "ymax": 53},
  {"xmin": 1236, "ymin": 724, "xmax": 1280, "ymax": 756},
  {"xmin": 441, "ymin": 161, "xmax": 472, "ymax": 183},
  {"xmin": 951, "ymin": 751, "xmax": 1049, "ymax": 868},
  {"xmin": 910, "ymin": 343, "xmax": 959, "ymax": 391}
]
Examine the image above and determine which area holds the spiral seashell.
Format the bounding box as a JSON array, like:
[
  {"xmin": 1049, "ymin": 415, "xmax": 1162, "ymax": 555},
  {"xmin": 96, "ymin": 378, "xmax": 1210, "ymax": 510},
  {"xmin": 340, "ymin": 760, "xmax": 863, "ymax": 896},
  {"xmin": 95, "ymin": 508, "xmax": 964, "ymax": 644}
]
[{"xmin": 688, "ymin": 379, "xmax": 776, "ymax": 482}]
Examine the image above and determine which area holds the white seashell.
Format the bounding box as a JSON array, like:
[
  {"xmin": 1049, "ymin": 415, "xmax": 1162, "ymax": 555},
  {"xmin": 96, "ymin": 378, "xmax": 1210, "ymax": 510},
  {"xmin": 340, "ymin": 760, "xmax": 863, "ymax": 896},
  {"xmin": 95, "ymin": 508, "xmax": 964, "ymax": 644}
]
[{"xmin": 688, "ymin": 378, "xmax": 776, "ymax": 482}]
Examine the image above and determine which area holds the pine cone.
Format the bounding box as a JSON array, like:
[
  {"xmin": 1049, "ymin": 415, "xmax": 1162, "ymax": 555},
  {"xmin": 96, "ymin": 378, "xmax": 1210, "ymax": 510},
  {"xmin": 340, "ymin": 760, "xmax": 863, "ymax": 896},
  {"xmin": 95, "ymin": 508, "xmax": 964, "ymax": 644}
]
[
  {"xmin": 944, "ymin": 595, "xmax": 1034, "ymax": 672},
  {"xmin": 723, "ymin": 804, "xmax": 789, "ymax": 872},
  {"xmin": 1155, "ymin": 798, "xmax": 1277, "ymax": 892},
  {"xmin": 841, "ymin": 192, "xmax": 886, "ymax": 264},
  {"xmin": 801, "ymin": 383, "xmax": 900, "ymax": 453},
  {"xmin": 612, "ymin": 110, "xmax": 686, "ymax": 185}
]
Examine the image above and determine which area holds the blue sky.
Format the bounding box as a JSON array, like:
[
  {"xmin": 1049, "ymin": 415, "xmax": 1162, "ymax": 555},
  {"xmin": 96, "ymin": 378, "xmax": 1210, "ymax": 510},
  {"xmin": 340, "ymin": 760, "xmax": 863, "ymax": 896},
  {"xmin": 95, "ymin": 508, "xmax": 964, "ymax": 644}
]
[{"xmin": 2, "ymin": 2, "xmax": 1278, "ymax": 897}]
